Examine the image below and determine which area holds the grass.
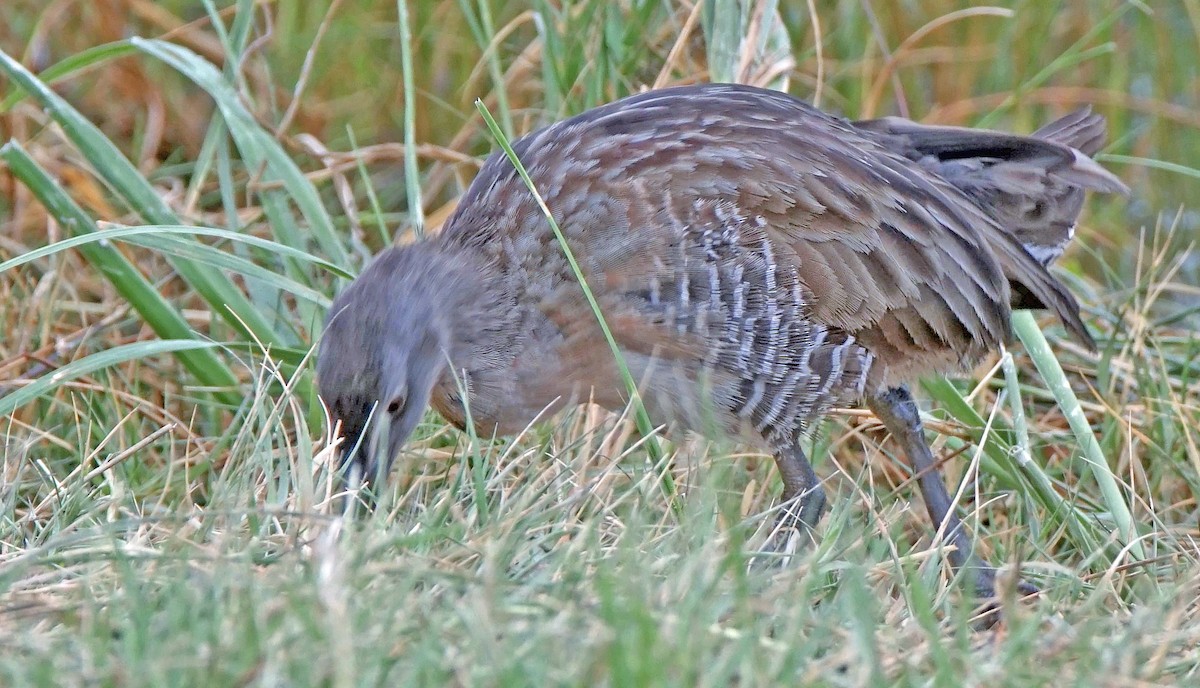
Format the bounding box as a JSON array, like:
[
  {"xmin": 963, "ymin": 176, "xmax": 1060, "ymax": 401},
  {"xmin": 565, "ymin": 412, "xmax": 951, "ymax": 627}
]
[{"xmin": 2, "ymin": 0, "xmax": 1200, "ymax": 685}]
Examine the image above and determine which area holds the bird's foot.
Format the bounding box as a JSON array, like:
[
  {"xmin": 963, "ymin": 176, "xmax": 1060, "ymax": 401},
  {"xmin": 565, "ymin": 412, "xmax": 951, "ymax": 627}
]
[
  {"xmin": 748, "ymin": 491, "xmax": 825, "ymax": 570},
  {"xmin": 962, "ymin": 561, "xmax": 1040, "ymax": 630}
]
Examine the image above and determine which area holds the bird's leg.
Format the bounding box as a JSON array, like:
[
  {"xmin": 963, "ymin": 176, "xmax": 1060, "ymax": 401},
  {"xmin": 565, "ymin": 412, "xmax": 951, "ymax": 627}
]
[
  {"xmin": 867, "ymin": 385, "xmax": 1036, "ymax": 600},
  {"xmin": 760, "ymin": 442, "xmax": 827, "ymax": 556},
  {"xmin": 774, "ymin": 443, "xmax": 827, "ymax": 531}
]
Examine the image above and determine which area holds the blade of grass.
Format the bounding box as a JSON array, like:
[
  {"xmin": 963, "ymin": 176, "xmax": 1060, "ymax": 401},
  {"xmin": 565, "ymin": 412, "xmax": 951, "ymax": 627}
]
[
  {"xmin": 0, "ymin": 46, "xmax": 282, "ymax": 348},
  {"xmin": 475, "ymin": 100, "xmax": 677, "ymax": 516},
  {"xmin": 0, "ymin": 340, "xmax": 223, "ymax": 416},
  {"xmin": 920, "ymin": 377, "xmax": 1019, "ymax": 486},
  {"xmin": 128, "ymin": 38, "xmax": 350, "ymax": 269},
  {"xmin": 125, "ymin": 236, "xmax": 330, "ymax": 308},
  {"xmin": 1012, "ymin": 310, "xmax": 1144, "ymax": 561},
  {"xmin": 0, "ymin": 40, "xmax": 138, "ymax": 113},
  {"xmin": 703, "ymin": 0, "xmax": 744, "ymax": 83},
  {"xmin": 1097, "ymin": 154, "xmax": 1200, "ymax": 183},
  {"xmin": 976, "ymin": 3, "xmax": 1136, "ymax": 127},
  {"xmin": 131, "ymin": 36, "xmax": 345, "ymax": 347},
  {"xmin": 345, "ymin": 126, "xmax": 390, "ymax": 247},
  {"xmin": 466, "ymin": 0, "xmax": 514, "ymax": 138},
  {"xmin": 1000, "ymin": 350, "xmax": 1105, "ymax": 555},
  {"xmin": 0, "ymin": 224, "xmax": 350, "ymax": 282},
  {"xmin": 532, "ymin": 0, "xmax": 566, "ymax": 112},
  {"xmin": 397, "ymin": 0, "xmax": 425, "ymax": 241},
  {"xmin": 0, "ymin": 141, "xmax": 241, "ymax": 408},
  {"xmin": 921, "ymin": 374, "xmax": 1110, "ymax": 556}
]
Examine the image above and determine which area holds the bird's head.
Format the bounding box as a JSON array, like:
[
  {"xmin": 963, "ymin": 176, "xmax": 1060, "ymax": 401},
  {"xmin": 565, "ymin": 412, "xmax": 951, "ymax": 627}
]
[{"xmin": 316, "ymin": 244, "xmax": 456, "ymax": 486}]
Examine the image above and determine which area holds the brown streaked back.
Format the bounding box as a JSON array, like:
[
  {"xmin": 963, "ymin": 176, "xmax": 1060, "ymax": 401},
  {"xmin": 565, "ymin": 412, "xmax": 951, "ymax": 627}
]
[{"xmin": 441, "ymin": 84, "xmax": 1111, "ymax": 393}]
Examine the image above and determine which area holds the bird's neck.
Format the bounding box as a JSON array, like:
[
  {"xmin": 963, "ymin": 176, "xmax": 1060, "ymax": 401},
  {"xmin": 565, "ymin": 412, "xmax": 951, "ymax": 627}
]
[{"xmin": 412, "ymin": 241, "xmax": 527, "ymax": 433}]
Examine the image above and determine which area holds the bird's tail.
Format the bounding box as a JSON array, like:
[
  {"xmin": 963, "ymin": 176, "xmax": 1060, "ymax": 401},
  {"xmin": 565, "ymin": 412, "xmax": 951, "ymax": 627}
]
[{"xmin": 855, "ymin": 108, "xmax": 1128, "ymax": 266}]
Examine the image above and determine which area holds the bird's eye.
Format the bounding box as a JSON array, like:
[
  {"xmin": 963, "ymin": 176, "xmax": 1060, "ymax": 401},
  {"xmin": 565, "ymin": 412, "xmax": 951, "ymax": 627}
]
[{"xmin": 386, "ymin": 394, "xmax": 406, "ymax": 416}]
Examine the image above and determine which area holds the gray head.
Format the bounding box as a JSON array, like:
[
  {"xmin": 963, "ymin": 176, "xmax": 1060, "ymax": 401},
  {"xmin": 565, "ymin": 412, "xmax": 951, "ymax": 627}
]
[{"xmin": 317, "ymin": 242, "xmax": 460, "ymax": 484}]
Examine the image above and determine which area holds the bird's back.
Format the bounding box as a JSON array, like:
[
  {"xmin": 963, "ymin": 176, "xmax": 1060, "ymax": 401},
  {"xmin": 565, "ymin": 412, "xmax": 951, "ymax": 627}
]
[{"xmin": 435, "ymin": 84, "xmax": 1117, "ymax": 443}]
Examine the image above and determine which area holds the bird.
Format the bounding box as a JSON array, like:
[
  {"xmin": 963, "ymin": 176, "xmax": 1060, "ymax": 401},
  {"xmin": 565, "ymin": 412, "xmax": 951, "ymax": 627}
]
[{"xmin": 316, "ymin": 83, "xmax": 1127, "ymax": 599}]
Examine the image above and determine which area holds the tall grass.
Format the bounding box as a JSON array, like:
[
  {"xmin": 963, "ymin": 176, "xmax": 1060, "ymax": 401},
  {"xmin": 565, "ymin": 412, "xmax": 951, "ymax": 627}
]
[{"xmin": 2, "ymin": 0, "xmax": 1199, "ymax": 685}]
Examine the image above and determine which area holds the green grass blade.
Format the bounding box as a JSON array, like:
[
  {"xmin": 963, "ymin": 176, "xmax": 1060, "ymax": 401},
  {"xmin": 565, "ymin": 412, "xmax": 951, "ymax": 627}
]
[
  {"xmin": 977, "ymin": 3, "xmax": 1135, "ymax": 126},
  {"xmin": 703, "ymin": 0, "xmax": 744, "ymax": 83},
  {"xmin": 0, "ymin": 48, "xmax": 173, "ymax": 225},
  {"xmin": 0, "ymin": 40, "xmax": 138, "ymax": 113},
  {"xmin": 0, "ymin": 46, "xmax": 284, "ymax": 348},
  {"xmin": 920, "ymin": 377, "xmax": 1019, "ymax": 486},
  {"xmin": 345, "ymin": 126, "xmax": 390, "ymax": 247},
  {"xmin": 0, "ymin": 340, "xmax": 222, "ymax": 416},
  {"xmin": 1000, "ymin": 351, "xmax": 1105, "ymax": 555},
  {"xmin": 1012, "ymin": 310, "xmax": 1144, "ymax": 560},
  {"xmin": 1097, "ymin": 154, "xmax": 1200, "ymax": 183},
  {"xmin": 470, "ymin": 0, "xmax": 514, "ymax": 138},
  {"xmin": 922, "ymin": 373, "xmax": 1109, "ymax": 554},
  {"xmin": 128, "ymin": 37, "xmax": 350, "ymax": 268},
  {"xmin": 0, "ymin": 140, "xmax": 241, "ymax": 407},
  {"xmin": 0, "ymin": 224, "xmax": 350, "ymax": 281},
  {"xmin": 124, "ymin": 236, "xmax": 331, "ymax": 308},
  {"xmin": 396, "ymin": 0, "xmax": 425, "ymax": 241}
]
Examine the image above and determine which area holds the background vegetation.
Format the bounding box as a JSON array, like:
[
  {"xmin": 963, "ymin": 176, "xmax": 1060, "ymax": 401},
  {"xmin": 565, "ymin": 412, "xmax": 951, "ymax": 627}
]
[{"xmin": 2, "ymin": 0, "xmax": 1198, "ymax": 685}]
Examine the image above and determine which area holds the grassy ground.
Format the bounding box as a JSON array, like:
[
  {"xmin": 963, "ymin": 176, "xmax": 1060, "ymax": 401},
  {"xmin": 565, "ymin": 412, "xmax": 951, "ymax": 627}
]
[{"xmin": 2, "ymin": 0, "xmax": 1200, "ymax": 685}]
